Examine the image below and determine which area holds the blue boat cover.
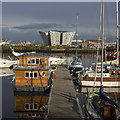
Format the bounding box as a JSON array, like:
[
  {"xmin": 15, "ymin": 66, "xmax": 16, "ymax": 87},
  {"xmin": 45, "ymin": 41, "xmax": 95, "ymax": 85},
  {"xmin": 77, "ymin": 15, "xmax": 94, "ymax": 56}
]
[{"xmin": 99, "ymin": 85, "xmax": 116, "ymax": 105}]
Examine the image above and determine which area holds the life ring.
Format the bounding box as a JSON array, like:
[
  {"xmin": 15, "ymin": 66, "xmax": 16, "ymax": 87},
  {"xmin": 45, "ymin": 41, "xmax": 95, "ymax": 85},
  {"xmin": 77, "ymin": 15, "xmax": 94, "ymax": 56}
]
[{"xmin": 40, "ymin": 72, "xmax": 45, "ymax": 77}]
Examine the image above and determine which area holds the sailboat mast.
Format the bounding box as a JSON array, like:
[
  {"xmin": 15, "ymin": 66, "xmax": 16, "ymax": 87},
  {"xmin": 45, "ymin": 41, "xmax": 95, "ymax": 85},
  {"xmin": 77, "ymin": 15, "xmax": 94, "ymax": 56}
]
[
  {"xmin": 116, "ymin": 0, "xmax": 119, "ymax": 66},
  {"xmin": 101, "ymin": 1, "xmax": 104, "ymax": 86},
  {"xmin": 76, "ymin": 15, "xmax": 78, "ymax": 62}
]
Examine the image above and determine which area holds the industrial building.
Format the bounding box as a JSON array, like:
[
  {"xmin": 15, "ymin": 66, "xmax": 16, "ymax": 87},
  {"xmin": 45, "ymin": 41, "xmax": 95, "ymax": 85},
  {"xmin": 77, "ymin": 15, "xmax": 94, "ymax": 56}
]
[{"xmin": 39, "ymin": 30, "xmax": 75, "ymax": 46}]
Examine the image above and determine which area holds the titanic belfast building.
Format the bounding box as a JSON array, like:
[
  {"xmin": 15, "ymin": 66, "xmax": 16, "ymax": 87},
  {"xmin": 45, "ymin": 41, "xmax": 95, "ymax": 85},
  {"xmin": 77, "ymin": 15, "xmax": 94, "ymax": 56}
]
[{"xmin": 39, "ymin": 30, "xmax": 75, "ymax": 46}]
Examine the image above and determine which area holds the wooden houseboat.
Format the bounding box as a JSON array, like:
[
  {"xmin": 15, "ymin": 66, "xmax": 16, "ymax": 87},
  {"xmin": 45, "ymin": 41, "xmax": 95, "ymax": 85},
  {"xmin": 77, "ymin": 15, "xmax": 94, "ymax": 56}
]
[
  {"xmin": 14, "ymin": 53, "xmax": 53, "ymax": 92},
  {"xmin": 14, "ymin": 92, "xmax": 48, "ymax": 119},
  {"xmin": 14, "ymin": 67, "xmax": 52, "ymax": 92}
]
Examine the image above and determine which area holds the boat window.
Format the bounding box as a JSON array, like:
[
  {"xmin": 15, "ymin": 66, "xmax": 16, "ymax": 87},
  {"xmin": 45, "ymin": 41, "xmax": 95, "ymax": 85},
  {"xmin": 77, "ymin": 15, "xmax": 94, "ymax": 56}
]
[
  {"xmin": 28, "ymin": 59, "xmax": 31, "ymax": 64},
  {"xmin": 25, "ymin": 72, "xmax": 29, "ymax": 78},
  {"xmin": 25, "ymin": 103, "xmax": 30, "ymax": 110},
  {"xmin": 30, "ymin": 104, "xmax": 33, "ymax": 110},
  {"xmin": 28, "ymin": 113, "xmax": 32, "ymax": 117},
  {"xmin": 36, "ymin": 59, "xmax": 39, "ymax": 64},
  {"xmin": 34, "ymin": 103, "xmax": 38, "ymax": 110},
  {"xmin": 25, "ymin": 103, "xmax": 38, "ymax": 110},
  {"xmin": 27, "ymin": 113, "xmax": 40, "ymax": 117},
  {"xmin": 34, "ymin": 72, "xmax": 38, "ymax": 78},
  {"xmin": 31, "ymin": 113, "xmax": 36, "ymax": 117},
  {"xmin": 28, "ymin": 58, "xmax": 40, "ymax": 65},
  {"xmin": 30, "ymin": 72, "xmax": 33, "ymax": 78},
  {"xmin": 36, "ymin": 113, "xmax": 39, "ymax": 117},
  {"xmin": 25, "ymin": 72, "xmax": 38, "ymax": 78},
  {"xmin": 31, "ymin": 59, "xmax": 35, "ymax": 64}
]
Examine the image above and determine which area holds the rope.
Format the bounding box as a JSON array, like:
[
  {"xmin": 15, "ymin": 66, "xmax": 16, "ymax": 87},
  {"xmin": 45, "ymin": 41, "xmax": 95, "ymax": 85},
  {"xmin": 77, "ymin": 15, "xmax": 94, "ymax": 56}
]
[{"xmin": 92, "ymin": 2, "xmax": 103, "ymax": 95}]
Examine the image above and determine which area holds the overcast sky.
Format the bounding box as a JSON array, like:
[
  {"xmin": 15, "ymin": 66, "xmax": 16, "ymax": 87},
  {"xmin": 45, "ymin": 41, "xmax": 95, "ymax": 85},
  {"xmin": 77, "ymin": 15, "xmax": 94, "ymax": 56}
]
[{"xmin": 2, "ymin": 2, "xmax": 120, "ymax": 44}]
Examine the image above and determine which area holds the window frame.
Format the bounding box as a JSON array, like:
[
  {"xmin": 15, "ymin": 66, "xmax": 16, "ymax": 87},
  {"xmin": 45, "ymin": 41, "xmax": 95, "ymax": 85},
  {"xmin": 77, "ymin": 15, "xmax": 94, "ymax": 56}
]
[
  {"xmin": 25, "ymin": 72, "xmax": 29, "ymax": 78},
  {"xmin": 25, "ymin": 103, "xmax": 38, "ymax": 110},
  {"xmin": 34, "ymin": 72, "xmax": 38, "ymax": 78},
  {"xmin": 25, "ymin": 72, "xmax": 38, "ymax": 79},
  {"xmin": 25, "ymin": 103, "xmax": 30, "ymax": 110},
  {"xmin": 27, "ymin": 58, "xmax": 40, "ymax": 65},
  {"xmin": 36, "ymin": 58, "xmax": 40, "ymax": 64}
]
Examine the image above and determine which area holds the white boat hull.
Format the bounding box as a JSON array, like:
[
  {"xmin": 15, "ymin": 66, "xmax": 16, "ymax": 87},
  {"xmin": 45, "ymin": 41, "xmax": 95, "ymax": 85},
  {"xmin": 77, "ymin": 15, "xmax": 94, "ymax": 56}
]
[
  {"xmin": 0, "ymin": 68, "xmax": 14, "ymax": 76},
  {"xmin": 48, "ymin": 57, "xmax": 66, "ymax": 66},
  {"xmin": 92, "ymin": 59, "xmax": 117, "ymax": 65},
  {"xmin": 81, "ymin": 87, "xmax": 120, "ymax": 93},
  {"xmin": 81, "ymin": 81, "xmax": 120, "ymax": 87},
  {"xmin": 0, "ymin": 60, "xmax": 18, "ymax": 68}
]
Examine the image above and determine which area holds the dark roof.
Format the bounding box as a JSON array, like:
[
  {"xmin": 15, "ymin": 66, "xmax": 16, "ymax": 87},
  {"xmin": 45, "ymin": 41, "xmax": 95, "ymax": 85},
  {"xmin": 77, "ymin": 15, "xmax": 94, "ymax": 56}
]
[
  {"xmin": 14, "ymin": 67, "xmax": 49, "ymax": 71},
  {"xmin": 19, "ymin": 53, "xmax": 51, "ymax": 57}
]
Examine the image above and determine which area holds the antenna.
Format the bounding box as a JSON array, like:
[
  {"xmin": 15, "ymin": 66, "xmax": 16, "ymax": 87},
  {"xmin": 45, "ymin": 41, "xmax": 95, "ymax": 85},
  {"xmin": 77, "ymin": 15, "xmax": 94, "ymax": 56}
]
[
  {"xmin": 76, "ymin": 15, "xmax": 78, "ymax": 62},
  {"xmin": 116, "ymin": 0, "xmax": 119, "ymax": 66},
  {"xmin": 101, "ymin": 1, "xmax": 104, "ymax": 86}
]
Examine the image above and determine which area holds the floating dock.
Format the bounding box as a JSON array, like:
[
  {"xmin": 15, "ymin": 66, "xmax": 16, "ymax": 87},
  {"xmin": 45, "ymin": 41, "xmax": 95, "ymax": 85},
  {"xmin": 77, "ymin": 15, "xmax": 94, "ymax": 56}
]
[{"xmin": 47, "ymin": 66, "xmax": 80, "ymax": 119}]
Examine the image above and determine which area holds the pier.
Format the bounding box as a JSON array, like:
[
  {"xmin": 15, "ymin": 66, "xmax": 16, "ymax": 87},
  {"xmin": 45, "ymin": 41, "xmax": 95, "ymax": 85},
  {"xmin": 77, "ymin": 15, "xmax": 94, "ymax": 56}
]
[{"xmin": 47, "ymin": 66, "xmax": 80, "ymax": 119}]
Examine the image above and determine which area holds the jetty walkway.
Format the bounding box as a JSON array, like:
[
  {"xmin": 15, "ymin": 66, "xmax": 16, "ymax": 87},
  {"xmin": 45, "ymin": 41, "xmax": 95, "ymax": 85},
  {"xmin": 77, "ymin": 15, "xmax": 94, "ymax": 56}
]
[{"xmin": 48, "ymin": 66, "xmax": 80, "ymax": 119}]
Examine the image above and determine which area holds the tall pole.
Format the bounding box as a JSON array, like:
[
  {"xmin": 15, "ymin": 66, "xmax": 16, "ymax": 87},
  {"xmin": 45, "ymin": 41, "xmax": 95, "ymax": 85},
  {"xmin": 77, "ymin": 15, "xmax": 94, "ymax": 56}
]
[
  {"xmin": 101, "ymin": 1, "xmax": 104, "ymax": 86},
  {"xmin": 76, "ymin": 15, "xmax": 78, "ymax": 62},
  {"xmin": 94, "ymin": 2, "xmax": 102, "ymax": 87},
  {"xmin": 116, "ymin": 0, "xmax": 119, "ymax": 66}
]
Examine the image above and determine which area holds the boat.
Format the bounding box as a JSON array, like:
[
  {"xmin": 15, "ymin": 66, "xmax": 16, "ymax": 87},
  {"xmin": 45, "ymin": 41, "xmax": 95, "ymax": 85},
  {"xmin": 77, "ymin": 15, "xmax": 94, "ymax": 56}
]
[
  {"xmin": 48, "ymin": 57, "xmax": 66, "ymax": 66},
  {"xmin": 92, "ymin": 59, "xmax": 117, "ymax": 65},
  {"xmin": 69, "ymin": 16, "xmax": 83, "ymax": 77},
  {"xmin": 0, "ymin": 68, "xmax": 14, "ymax": 76},
  {"xmin": 14, "ymin": 53, "xmax": 53, "ymax": 92},
  {"xmin": 10, "ymin": 47, "xmax": 36, "ymax": 57},
  {"xmin": 103, "ymin": 51, "xmax": 120, "ymax": 61},
  {"xmin": 0, "ymin": 58, "xmax": 18, "ymax": 68},
  {"xmin": 69, "ymin": 57, "xmax": 83, "ymax": 76}
]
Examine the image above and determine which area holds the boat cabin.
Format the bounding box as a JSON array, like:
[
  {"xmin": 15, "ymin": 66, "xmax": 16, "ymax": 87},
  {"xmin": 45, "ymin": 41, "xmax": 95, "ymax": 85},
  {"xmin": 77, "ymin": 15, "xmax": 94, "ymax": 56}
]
[
  {"xmin": 14, "ymin": 67, "xmax": 52, "ymax": 92},
  {"xmin": 19, "ymin": 53, "xmax": 50, "ymax": 68}
]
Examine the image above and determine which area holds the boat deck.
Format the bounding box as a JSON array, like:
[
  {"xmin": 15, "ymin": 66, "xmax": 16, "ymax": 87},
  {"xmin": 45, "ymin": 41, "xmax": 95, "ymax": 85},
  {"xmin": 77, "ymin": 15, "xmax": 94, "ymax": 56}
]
[{"xmin": 47, "ymin": 66, "xmax": 80, "ymax": 119}]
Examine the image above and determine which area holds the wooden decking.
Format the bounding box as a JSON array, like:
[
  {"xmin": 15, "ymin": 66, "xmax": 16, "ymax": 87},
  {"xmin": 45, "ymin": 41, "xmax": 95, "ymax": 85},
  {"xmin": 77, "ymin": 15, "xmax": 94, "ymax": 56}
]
[{"xmin": 47, "ymin": 66, "xmax": 80, "ymax": 119}]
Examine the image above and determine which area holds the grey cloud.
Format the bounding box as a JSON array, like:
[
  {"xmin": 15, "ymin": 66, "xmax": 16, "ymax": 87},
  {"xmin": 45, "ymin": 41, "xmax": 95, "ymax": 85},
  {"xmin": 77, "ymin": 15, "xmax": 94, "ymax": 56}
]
[
  {"xmin": 2, "ymin": 27, "xmax": 43, "ymax": 44},
  {"xmin": 12, "ymin": 23, "xmax": 75, "ymax": 30}
]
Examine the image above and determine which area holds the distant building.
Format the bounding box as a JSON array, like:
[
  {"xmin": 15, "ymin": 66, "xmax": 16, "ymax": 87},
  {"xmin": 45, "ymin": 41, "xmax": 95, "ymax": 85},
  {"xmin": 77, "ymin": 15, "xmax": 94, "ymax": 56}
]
[
  {"xmin": 71, "ymin": 40, "xmax": 83, "ymax": 47},
  {"xmin": 82, "ymin": 40, "xmax": 102, "ymax": 48},
  {"xmin": 39, "ymin": 30, "xmax": 75, "ymax": 46},
  {"xmin": 39, "ymin": 32, "xmax": 50, "ymax": 46}
]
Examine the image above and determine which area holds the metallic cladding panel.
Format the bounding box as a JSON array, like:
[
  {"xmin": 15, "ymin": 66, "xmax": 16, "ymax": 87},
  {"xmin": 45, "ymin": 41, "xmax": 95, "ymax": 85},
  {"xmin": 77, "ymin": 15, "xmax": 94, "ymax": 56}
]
[
  {"xmin": 50, "ymin": 31, "xmax": 60, "ymax": 46},
  {"xmin": 62, "ymin": 32, "xmax": 75, "ymax": 46},
  {"xmin": 39, "ymin": 31, "xmax": 49, "ymax": 45}
]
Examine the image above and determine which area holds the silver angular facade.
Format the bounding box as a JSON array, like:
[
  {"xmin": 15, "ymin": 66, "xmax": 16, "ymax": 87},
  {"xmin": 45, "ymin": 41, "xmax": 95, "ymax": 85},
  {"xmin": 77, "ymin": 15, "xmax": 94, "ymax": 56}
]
[
  {"xmin": 50, "ymin": 31, "xmax": 60, "ymax": 46},
  {"xmin": 39, "ymin": 30, "xmax": 75, "ymax": 46},
  {"xmin": 62, "ymin": 32, "xmax": 75, "ymax": 46}
]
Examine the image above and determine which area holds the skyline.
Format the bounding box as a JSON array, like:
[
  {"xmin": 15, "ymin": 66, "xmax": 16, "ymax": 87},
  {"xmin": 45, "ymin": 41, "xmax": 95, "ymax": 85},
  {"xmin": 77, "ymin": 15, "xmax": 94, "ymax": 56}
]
[{"xmin": 2, "ymin": 2, "xmax": 120, "ymax": 44}]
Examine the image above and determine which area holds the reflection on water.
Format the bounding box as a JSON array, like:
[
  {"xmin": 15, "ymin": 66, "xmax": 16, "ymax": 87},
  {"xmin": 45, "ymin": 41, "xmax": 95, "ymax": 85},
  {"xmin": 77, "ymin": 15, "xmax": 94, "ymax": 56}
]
[
  {"xmin": 2, "ymin": 75, "xmax": 49, "ymax": 119},
  {"xmin": 14, "ymin": 92, "xmax": 49, "ymax": 119}
]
